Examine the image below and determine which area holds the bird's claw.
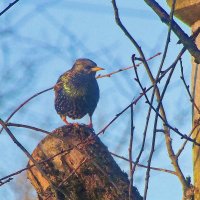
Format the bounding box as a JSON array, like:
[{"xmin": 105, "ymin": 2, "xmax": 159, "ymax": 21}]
[
  {"xmin": 87, "ymin": 123, "xmax": 93, "ymax": 129},
  {"xmin": 73, "ymin": 123, "xmax": 79, "ymax": 128}
]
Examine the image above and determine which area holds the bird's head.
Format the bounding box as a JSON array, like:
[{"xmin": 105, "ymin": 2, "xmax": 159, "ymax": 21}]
[{"xmin": 72, "ymin": 58, "xmax": 104, "ymax": 76}]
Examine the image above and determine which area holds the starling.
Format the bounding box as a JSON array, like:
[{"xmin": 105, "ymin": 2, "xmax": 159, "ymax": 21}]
[{"xmin": 54, "ymin": 58, "xmax": 104, "ymax": 128}]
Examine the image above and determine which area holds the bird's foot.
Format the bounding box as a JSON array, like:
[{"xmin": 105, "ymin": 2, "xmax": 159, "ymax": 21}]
[
  {"xmin": 87, "ymin": 122, "xmax": 93, "ymax": 129},
  {"xmin": 65, "ymin": 123, "xmax": 74, "ymax": 127},
  {"xmin": 88, "ymin": 116, "xmax": 93, "ymax": 129},
  {"xmin": 73, "ymin": 123, "xmax": 80, "ymax": 128},
  {"xmin": 61, "ymin": 116, "xmax": 72, "ymax": 126},
  {"xmin": 63, "ymin": 121, "xmax": 74, "ymax": 127}
]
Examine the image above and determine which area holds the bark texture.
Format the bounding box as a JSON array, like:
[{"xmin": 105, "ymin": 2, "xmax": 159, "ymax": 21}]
[
  {"xmin": 27, "ymin": 124, "xmax": 142, "ymax": 200},
  {"xmin": 191, "ymin": 20, "xmax": 200, "ymax": 200},
  {"xmin": 166, "ymin": 1, "xmax": 200, "ymax": 199}
]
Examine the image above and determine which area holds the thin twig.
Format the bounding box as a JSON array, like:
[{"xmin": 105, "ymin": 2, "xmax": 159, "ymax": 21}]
[
  {"xmin": 6, "ymin": 122, "xmax": 65, "ymax": 141},
  {"xmin": 0, "ymin": 53, "xmax": 161, "ymax": 134},
  {"xmin": 0, "ymin": 144, "xmax": 177, "ymax": 187},
  {"xmin": 0, "ymin": 64, "xmax": 179, "ymax": 186},
  {"xmin": 129, "ymin": 55, "xmax": 157, "ymax": 188},
  {"xmin": 97, "ymin": 53, "xmax": 200, "ymax": 146},
  {"xmin": 129, "ymin": 104, "xmax": 134, "ymax": 200},
  {"xmin": 96, "ymin": 52, "xmax": 161, "ymax": 79},
  {"xmin": 143, "ymin": 1, "xmax": 183, "ymax": 198},
  {"xmin": 0, "ymin": 87, "xmax": 53, "ymax": 134},
  {"xmin": 6, "ymin": 123, "xmax": 118, "ymax": 194},
  {"xmin": 112, "ymin": 0, "xmax": 199, "ymax": 196},
  {"xmin": 179, "ymin": 58, "xmax": 200, "ymax": 114},
  {"xmin": 0, "ymin": 149, "xmax": 71, "ymax": 183},
  {"xmin": 44, "ymin": 158, "xmax": 89, "ymax": 199},
  {"xmin": 59, "ymin": 158, "xmax": 88, "ymax": 186},
  {"xmin": 0, "ymin": 178, "xmax": 13, "ymax": 187},
  {"xmin": 176, "ymin": 122, "xmax": 200, "ymax": 158},
  {"xmin": 142, "ymin": 98, "xmax": 200, "ymax": 145},
  {"xmin": 110, "ymin": 152, "xmax": 176, "ymax": 175},
  {"xmin": 112, "ymin": 0, "xmax": 199, "ymax": 199},
  {"xmin": 134, "ymin": 48, "xmax": 192, "ymax": 197},
  {"xmin": 132, "ymin": 56, "xmax": 159, "ymax": 199},
  {"xmin": 144, "ymin": 0, "xmax": 200, "ymax": 63},
  {"xmin": 111, "ymin": 0, "xmax": 188, "ymax": 198},
  {"xmin": 132, "ymin": 58, "xmax": 200, "ymax": 146},
  {"xmin": 0, "ymin": 0, "xmax": 20, "ymax": 17},
  {"xmin": 7, "ymin": 122, "xmax": 53, "ymax": 135},
  {"xmin": 0, "ymin": 119, "xmax": 66, "ymax": 198}
]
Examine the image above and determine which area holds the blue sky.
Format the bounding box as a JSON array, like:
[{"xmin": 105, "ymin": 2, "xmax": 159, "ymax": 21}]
[{"xmin": 0, "ymin": 1, "xmax": 194, "ymax": 199}]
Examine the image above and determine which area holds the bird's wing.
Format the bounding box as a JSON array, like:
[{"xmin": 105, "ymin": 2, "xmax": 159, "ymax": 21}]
[
  {"xmin": 85, "ymin": 80, "xmax": 99, "ymax": 116},
  {"xmin": 56, "ymin": 70, "xmax": 71, "ymax": 83},
  {"xmin": 54, "ymin": 70, "xmax": 72, "ymax": 97},
  {"xmin": 54, "ymin": 82, "xmax": 63, "ymax": 98}
]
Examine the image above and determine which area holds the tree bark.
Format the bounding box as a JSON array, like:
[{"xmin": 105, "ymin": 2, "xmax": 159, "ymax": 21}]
[
  {"xmin": 27, "ymin": 124, "xmax": 142, "ymax": 200},
  {"xmin": 191, "ymin": 20, "xmax": 200, "ymax": 200},
  {"xmin": 166, "ymin": 1, "xmax": 200, "ymax": 199}
]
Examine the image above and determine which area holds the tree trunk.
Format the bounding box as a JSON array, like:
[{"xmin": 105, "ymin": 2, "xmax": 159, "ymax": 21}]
[
  {"xmin": 191, "ymin": 20, "xmax": 200, "ymax": 200},
  {"xmin": 27, "ymin": 124, "xmax": 142, "ymax": 200},
  {"xmin": 166, "ymin": 1, "xmax": 200, "ymax": 199}
]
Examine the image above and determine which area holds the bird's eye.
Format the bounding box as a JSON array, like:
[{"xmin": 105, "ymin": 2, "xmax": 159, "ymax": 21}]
[{"xmin": 84, "ymin": 66, "xmax": 91, "ymax": 72}]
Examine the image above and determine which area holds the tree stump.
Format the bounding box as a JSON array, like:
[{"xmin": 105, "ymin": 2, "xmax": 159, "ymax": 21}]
[{"xmin": 27, "ymin": 124, "xmax": 142, "ymax": 200}]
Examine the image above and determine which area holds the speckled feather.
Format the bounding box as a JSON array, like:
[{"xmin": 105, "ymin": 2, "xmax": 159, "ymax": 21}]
[{"xmin": 54, "ymin": 59, "xmax": 100, "ymax": 120}]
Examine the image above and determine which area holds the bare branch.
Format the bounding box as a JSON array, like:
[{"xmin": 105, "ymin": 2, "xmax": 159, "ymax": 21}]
[
  {"xmin": 96, "ymin": 52, "xmax": 161, "ymax": 79},
  {"xmin": 110, "ymin": 152, "xmax": 176, "ymax": 176},
  {"xmin": 0, "ymin": 148, "xmax": 70, "ymax": 185},
  {"xmin": 6, "ymin": 122, "xmax": 65, "ymax": 141},
  {"xmin": 0, "ymin": 87, "xmax": 53, "ymax": 134},
  {"xmin": 129, "ymin": 105, "xmax": 135, "ymax": 200},
  {"xmin": 179, "ymin": 58, "xmax": 200, "ymax": 114},
  {"xmin": 0, "ymin": 0, "xmax": 20, "ymax": 17},
  {"xmin": 176, "ymin": 121, "xmax": 200, "ymax": 158},
  {"xmin": 144, "ymin": 0, "xmax": 200, "ymax": 64},
  {"xmin": 0, "ymin": 118, "xmax": 66, "ymax": 198},
  {"xmin": 111, "ymin": 1, "xmax": 189, "ymax": 198},
  {"xmin": 0, "ymin": 178, "xmax": 13, "ymax": 187},
  {"xmin": 0, "ymin": 52, "xmax": 161, "ymax": 134}
]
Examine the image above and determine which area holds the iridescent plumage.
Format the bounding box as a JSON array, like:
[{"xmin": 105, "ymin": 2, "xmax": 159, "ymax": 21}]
[{"xmin": 54, "ymin": 58, "xmax": 104, "ymax": 127}]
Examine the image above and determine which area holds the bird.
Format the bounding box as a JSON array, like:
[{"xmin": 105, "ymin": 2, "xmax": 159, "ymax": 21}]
[{"xmin": 54, "ymin": 58, "xmax": 104, "ymax": 128}]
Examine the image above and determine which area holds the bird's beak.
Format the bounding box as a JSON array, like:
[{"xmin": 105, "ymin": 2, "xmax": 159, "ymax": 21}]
[{"xmin": 91, "ymin": 66, "xmax": 105, "ymax": 72}]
